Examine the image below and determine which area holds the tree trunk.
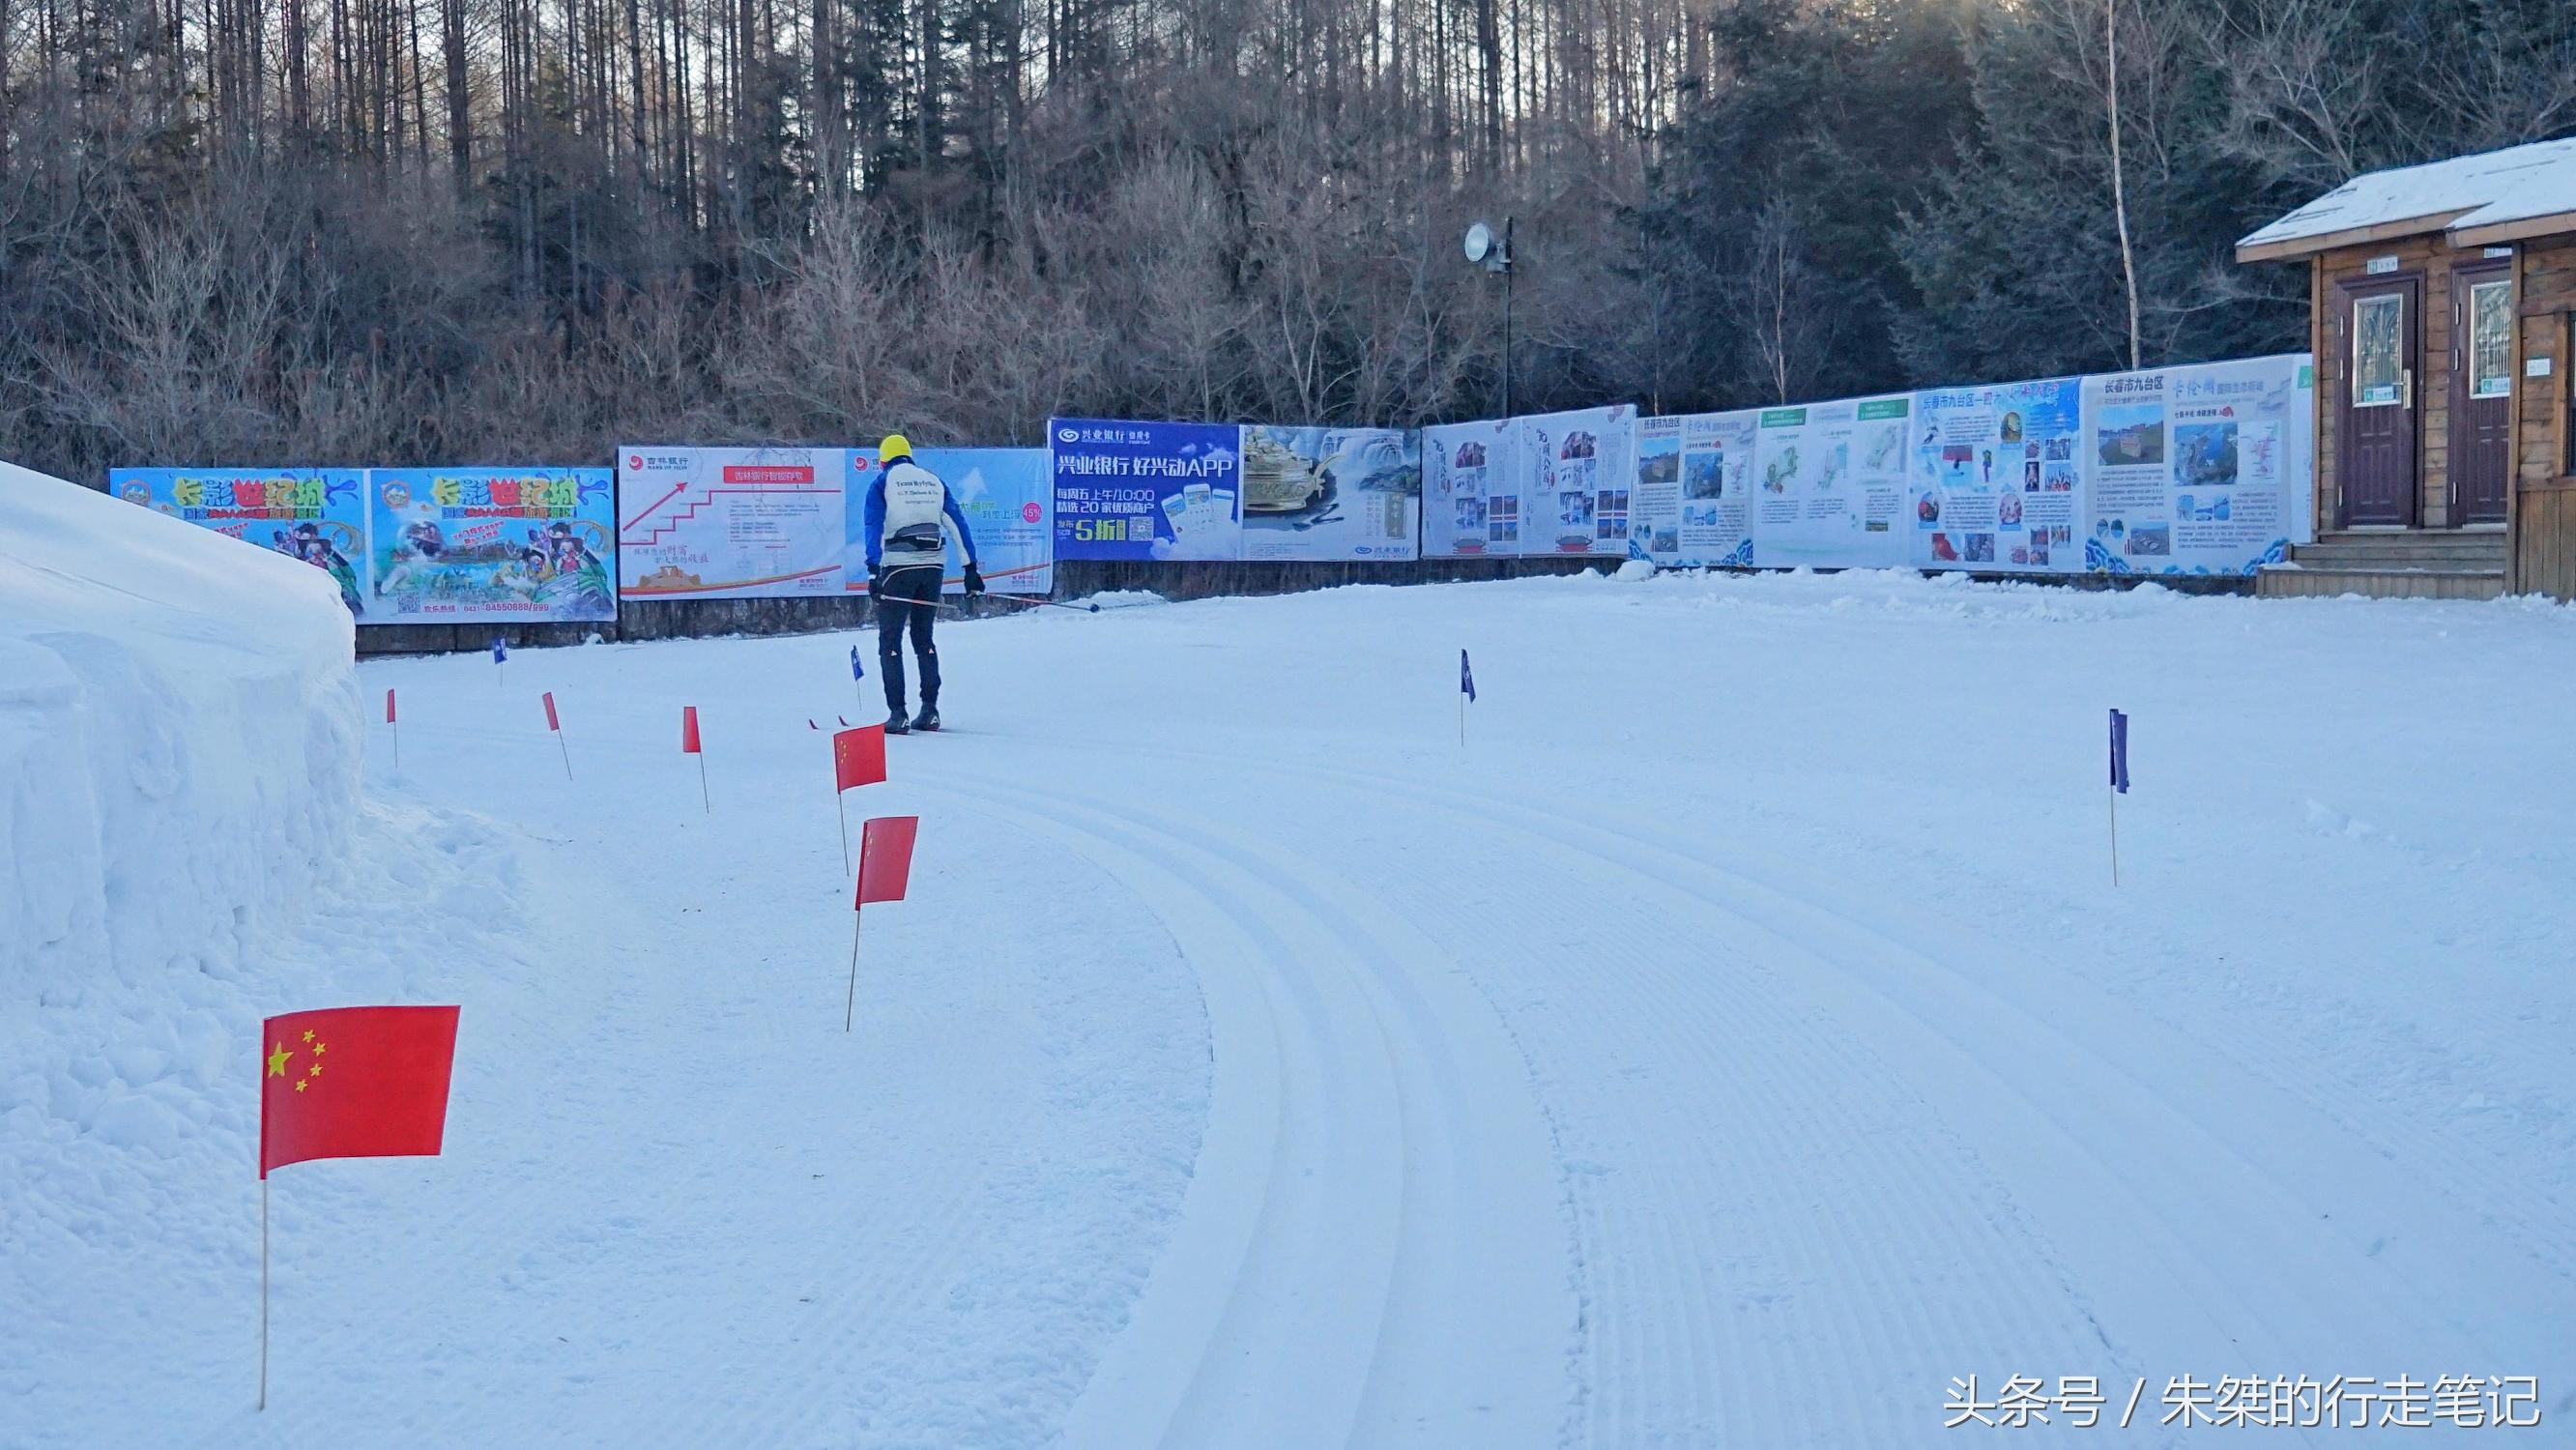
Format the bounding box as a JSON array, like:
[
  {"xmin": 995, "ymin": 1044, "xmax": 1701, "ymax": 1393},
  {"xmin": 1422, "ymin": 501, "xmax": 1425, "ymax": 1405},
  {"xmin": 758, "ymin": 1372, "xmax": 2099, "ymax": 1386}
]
[{"xmin": 2106, "ymin": 0, "xmax": 2141, "ymax": 371}]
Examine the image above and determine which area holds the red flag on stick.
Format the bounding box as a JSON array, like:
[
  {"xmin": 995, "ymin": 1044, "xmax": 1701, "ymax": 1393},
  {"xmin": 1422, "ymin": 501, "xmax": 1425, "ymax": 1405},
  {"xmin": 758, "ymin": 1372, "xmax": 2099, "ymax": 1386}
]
[
  {"xmin": 256, "ymin": 1004, "xmax": 459, "ymax": 1411},
  {"xmin": 260, "ymin": 1006, "xmax": 460, "ymax": 1178},
  {"xmin": 857, "ymin": 815, "xmax": 918, "ymax": 906},
  {"xmin": 383, "ymin": 688, "xmax": 400, "ymax": 770},
  {"xmin": 384, "ymin": 688, "xmax": 396, "ymax": 724},
  {"xmin": 833, "ymin": 725, "xmax": 885, "ymax": 793},
  {"xmin": 541, "ymin": 692, "xmax": 572, "ymax": 779},
  {"xmin": 846, "ymin": 816, "xmax": 918, "ymax": 1030},
  {"xmin": 682, "ymin": 707, "xmax": 709, "ymax": 810},
  {"xmin": 827, "ymin": 725, "xmax": 883, "ymax": 873}
]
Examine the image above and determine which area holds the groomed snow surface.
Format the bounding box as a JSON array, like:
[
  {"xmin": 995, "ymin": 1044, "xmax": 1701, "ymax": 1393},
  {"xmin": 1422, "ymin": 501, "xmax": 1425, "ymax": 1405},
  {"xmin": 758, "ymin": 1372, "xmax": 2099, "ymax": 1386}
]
[{"xmin": 8, "ymin": 514, "xmax": 2576, "ymax": 1444}]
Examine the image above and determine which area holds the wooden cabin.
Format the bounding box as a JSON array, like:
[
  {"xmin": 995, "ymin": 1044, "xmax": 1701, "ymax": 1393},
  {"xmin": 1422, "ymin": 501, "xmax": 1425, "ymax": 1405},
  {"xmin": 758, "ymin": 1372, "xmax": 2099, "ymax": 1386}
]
[{"xmin": 2238, "ymin": 138, "xmax": 2576, "ymax": 600}]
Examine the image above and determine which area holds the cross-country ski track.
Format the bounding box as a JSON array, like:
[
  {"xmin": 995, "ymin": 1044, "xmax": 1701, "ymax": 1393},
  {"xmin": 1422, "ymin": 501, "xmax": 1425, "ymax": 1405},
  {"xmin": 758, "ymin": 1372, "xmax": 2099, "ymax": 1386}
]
[{"xmin": 16, "ymin": 570, "xmax": 2573, "ymax": 1447}]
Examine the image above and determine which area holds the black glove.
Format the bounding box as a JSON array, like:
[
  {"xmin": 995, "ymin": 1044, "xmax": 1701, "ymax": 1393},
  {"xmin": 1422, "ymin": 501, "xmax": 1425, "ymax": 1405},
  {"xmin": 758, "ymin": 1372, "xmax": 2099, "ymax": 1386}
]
[
  {"xmin": 869, "ymin": 566, "xmax": 887, "ymax": 596},
  {"xmin": 963, "ymin": 564, "xmax": 986, "ymax": 596}
]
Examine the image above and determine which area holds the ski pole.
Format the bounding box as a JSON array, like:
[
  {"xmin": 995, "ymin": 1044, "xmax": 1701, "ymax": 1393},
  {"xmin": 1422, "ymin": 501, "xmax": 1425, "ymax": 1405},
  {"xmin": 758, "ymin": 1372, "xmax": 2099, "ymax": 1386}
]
[
  {"xmin": 870, "ymin": 584, "xmax": 1102, "ymax": 618},
  {"xmin": 929, "ymin": 594, "xmax": 1101, "ymax": 615}
]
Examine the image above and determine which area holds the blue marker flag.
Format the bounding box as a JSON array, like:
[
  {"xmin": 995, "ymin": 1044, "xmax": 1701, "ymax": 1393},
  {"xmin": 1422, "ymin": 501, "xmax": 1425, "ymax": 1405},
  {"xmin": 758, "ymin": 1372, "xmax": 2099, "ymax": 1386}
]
[
  {"xmin": 490, "ymin": 636, "xmax": 507, "ymax": 663},
  {"xmin": 1461, "ymin": 649, "xmax": 1476, "ymax": 703},
  {"xmin": 851, "ymin": 645, "xmax": 866, "ymax": 682},
  {"xmin": 2108, "ymin": 709, "xmax": 2129, "ymax": 794}
]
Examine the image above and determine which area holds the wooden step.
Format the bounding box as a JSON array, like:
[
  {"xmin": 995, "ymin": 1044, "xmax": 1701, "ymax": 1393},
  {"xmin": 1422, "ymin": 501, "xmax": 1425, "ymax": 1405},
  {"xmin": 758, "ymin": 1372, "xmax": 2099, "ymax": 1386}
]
[
  {"xmin": 2295, "ymin": 530, "xmax": 2506, "ymax": 569},
  {"xmin": 2258, "ymin": 563, "xmax": 2505, "ymax": 601}
]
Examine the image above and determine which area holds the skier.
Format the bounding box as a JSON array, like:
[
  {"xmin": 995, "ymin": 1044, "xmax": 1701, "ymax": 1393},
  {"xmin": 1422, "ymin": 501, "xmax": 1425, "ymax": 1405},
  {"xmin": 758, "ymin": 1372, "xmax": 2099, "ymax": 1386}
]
[{"xmin": 863, "ymin": 434, "xmax": 983, "ymax": 734}]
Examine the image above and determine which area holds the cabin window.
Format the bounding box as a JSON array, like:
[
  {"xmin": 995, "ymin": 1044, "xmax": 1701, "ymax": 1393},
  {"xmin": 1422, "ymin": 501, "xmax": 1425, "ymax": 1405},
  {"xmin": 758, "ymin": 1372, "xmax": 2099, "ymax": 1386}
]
[
  {"xmin": 2468, "ymin": 280, "xmax": 2512, "ymax": 399},
  {"xmin": 2353, "ymin": 293, "xmax": 2406, "ymax": 406}
]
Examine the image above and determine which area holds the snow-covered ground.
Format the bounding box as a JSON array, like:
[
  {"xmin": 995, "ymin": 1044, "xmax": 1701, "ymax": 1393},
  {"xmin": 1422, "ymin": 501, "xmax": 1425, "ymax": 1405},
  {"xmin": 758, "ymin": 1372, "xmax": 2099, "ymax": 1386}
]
[
  {"xmin": 8, "ymin": 545, "xmax": 2575, "ymax": 1445},
  {"xmin": 1, "ymin": 463, "xmax": 358, "ymax": 998}
]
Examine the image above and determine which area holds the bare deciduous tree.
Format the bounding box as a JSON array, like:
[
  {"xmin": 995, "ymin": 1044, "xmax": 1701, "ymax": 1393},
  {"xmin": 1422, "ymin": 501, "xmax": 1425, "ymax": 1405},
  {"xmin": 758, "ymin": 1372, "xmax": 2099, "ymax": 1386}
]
[{"xmin": 0, "ymin": 0, "xmax": 2565, "ymax": 480}]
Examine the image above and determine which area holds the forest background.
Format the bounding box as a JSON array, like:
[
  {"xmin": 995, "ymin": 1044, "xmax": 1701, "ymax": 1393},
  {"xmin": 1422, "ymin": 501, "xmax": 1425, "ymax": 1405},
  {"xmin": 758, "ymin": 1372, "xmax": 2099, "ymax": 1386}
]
[{"xmin": 3, "ymin": 0, "xmax": 2570, "ymax": 477}]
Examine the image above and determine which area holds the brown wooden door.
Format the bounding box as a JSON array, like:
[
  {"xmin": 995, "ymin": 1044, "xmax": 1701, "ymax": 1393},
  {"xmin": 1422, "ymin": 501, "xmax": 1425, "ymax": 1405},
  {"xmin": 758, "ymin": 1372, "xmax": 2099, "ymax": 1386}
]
[
  {"xmin": 2338, "ymin": 276, "xmax": 2420, "ymax": 527},
  {"xmin": 2449, "ymin": 262, "xmax": 2513, "ymax": 524}
]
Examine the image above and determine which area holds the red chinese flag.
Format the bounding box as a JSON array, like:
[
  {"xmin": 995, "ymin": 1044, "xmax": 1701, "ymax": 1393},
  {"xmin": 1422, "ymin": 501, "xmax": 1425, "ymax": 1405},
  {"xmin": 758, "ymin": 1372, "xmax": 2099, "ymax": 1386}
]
[
  {"xmin": 259, "ymin": 1005, "xmax": 460, "ymax": 1178},
  {"xmin": 542, "ymin": 691, "xmax": 561, "ymax": 732},
  {"xmin": 855, "ymin": 816, "xmax": 918, "ymax": 907},
  {"xmin": 833, "ymin": 725, "xmax": 886, "ymax": 793},
  {"xmin": 681, "ymin": 706, "xmax": 702, "ymax": 754},
  {"xmin": 384, "ymin": 688, "xmax": 396, "ymax": 724}
]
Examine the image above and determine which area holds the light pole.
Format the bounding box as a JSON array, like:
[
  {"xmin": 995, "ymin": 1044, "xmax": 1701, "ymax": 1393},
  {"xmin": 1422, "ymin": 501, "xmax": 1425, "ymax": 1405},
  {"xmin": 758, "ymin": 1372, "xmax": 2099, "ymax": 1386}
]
[{"xmin": 1464, "ymin": 218, "xmax": 1515, "ymax": 417}]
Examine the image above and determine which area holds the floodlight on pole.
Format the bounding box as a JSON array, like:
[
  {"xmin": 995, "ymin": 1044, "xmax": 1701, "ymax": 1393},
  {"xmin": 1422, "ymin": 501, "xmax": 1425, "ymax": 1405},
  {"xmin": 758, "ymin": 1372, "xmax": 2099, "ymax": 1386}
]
[{"xmin": 1463, "ymin": 218, "xmax": 1516, "ymax": 417}]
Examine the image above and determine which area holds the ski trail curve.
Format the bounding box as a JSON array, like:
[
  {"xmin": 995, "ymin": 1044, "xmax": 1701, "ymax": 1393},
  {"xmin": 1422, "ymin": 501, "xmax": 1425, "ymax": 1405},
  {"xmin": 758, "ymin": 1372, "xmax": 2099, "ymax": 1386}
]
[
  {"xmin": 984, "ymin": 737, "xmax": 2573, "ymax": 1446},
  {"xmin": 914, "ymin": 773, "xmax": 1570, "ymax": 1449}
]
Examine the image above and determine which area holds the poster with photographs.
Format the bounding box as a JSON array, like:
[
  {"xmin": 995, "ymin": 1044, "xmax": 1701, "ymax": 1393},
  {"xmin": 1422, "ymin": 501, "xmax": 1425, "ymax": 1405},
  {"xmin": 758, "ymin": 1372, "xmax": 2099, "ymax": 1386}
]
[
  {"xmin": 1515, "ymin": 404, "xmax": 1636, "ymax": 559},
  {"xmin": 1422, "ymin": 419, "xmax": 1518, "ymax": 558},
  {"xmin": 1750, "ymin": 394, "xmax": 1912, "ymax": 568},
  {"xmin": 1678, "ymin": 410, "xmax": 1758, "ymax": 567},
  {"xmin": 1909, "ymin": 378, "xmax": 2083, "ymax": 574},
  {"xmin": 1631, "ymin": 411, "xmax": 1756, "ymax": 567},
  {"xmin": 1630, "ymin": 416, "xmax": 1683, "ymax": 564},
  {"xmin": 2080, "ymin": 354, "xmax": 2314, "ymax": 576}
]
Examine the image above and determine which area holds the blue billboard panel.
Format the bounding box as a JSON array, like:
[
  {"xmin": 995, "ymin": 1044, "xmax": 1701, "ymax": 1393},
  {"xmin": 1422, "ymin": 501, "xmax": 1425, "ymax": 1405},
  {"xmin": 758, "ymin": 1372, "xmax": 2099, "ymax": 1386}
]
[{"xmin": 1049, "ymin": 418, "xmax": 1242, "ymax": 561}]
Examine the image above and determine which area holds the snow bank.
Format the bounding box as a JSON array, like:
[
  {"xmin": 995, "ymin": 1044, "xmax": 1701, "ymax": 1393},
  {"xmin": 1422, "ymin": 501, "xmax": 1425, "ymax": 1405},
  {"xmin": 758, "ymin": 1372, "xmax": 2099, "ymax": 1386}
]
[
  {"xmin": 4, "ymin": 462, "xmax": 363, "ymax": 1429},
  {"xmin": 1, "ymin": 457, "xmax": 358, "ymax": 1026}
]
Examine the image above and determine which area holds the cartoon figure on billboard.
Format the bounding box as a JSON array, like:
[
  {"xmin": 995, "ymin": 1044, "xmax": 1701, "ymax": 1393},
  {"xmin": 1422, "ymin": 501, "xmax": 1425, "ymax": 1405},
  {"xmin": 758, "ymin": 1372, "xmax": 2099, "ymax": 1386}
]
[
  {"xmin": 542, "ymin": 522, "xmax": 615, "ymax": 613},
  {"xmin": 291, "ymin": 521, "xmax": 366, "ymax": 616}
]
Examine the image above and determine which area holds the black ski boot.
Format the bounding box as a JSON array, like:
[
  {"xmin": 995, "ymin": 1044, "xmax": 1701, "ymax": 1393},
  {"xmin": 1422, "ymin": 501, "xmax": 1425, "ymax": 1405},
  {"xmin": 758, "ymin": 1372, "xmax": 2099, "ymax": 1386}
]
[
  {"xmin": 884, "ymin": 707, "xmax": 912, "ymax": 736},
  {"xmin": 911, "ymin": 705, "xmax": 941, "ymax": 733}
]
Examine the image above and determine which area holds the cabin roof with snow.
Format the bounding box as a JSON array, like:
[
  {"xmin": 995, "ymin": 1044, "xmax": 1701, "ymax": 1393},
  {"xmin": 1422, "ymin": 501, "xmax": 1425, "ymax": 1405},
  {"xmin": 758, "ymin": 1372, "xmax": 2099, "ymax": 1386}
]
[{"xmin": 2237, "ymin": 136, "xmax": 2576, "ymax": 261}]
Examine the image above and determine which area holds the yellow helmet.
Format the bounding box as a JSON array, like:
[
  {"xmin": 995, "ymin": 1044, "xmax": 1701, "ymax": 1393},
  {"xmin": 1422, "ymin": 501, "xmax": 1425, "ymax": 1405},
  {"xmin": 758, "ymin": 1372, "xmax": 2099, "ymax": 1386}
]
[{"xmin": 879, "ymin": 433, "xmax": 912, "ymax": 462}]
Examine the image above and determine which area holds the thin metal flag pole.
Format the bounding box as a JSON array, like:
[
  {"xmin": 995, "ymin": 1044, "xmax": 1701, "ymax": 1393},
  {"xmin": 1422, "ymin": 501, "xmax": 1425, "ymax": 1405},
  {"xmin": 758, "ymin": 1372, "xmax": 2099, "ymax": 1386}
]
[
  {"xmin": 697, "ymin": 751, "xmax": 710, "ymax": 813},
  {"xmin": 2108, "ymin": 786, "xmax": 2121, "ymax": 888},
  {"xmin": 844, "ymin": 909, "xmax": 863, "ymax": 1033},
  {"xmin": 2107, "ymin": 707, "xmax": 2127, "ymax": 887},
  {"xmin": 556, "ymin": 729, "xmax": 573, "ymax": 782},
  {"xmin": 391, "ymin": 716, "xmax": 400, "ymax": 771},
  {"xmin": 259, "ymin": 1177, "xmax": 269, "ymax": 1411},
  {"xmin": 836, "ymin": 796, "xmax": 851, "ymax": 877},
  {"xmin": 1458, "ymin": 650, "xmax": 1474, "ymax": 747}
]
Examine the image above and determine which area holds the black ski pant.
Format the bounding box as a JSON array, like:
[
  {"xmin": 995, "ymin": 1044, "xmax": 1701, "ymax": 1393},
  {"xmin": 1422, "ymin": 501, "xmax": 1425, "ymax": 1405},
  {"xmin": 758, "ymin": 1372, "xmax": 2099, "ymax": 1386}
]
[{"xmin": 875, "ymin": 563, "xmax": 942, "ymax": 711}]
